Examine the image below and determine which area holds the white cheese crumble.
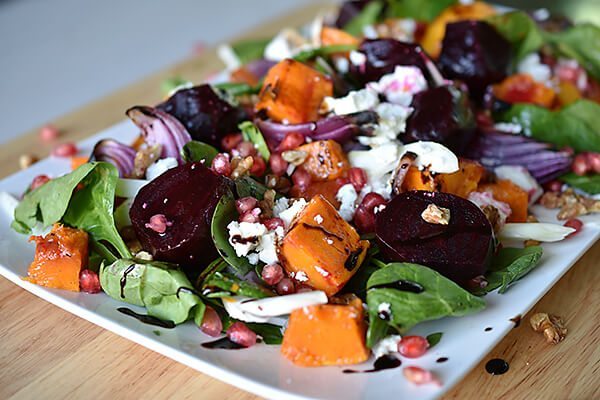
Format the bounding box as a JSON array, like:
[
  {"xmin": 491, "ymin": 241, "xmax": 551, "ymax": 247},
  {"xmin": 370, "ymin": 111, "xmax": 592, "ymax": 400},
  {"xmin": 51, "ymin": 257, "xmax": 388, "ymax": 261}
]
[
  {"xmin": 494, "ymin": 122, "xmax": 523, "ymax": 134},
  {"xmin": 372, "ymin": 335, "xmax": 402, "ymax": 360},
  {"xmin": 349, "ymin": 50, "xmax": 367, "ymax": 68},
  {"xmin": 362, "ymin": 24, "xmax": 378, "ymax": 39},
  {"xmin": 294, "ymin": 271, "xmax": 309, "ymax": 282},
  {"xmin": 517, "ymin": 53, "xmax": 552, "ymax": 87},
  {"xmin": 336, "ymin": 183, "xmax": 358, "ymax": 221},
  {"xmin": 217, "ymin": 44, "xmax": 241, "ymax": 70},
  {"xmin": 377, "ymin": 302, "xmax": 391, "ymax": 315},
  {"xmin": 368, "ymin": 65, "xmax": 428, "ymax": 107},
  {"xmin": 349, "ymin": 142, "xmax": 402, "ymax": 199},
  {"xmin": 314, "ymin": 265, "xmax": 330, "ymax": 277},
  {"xmin": 314, "ymin": 214, "xmax": 324, "ymax": 224},
  {"xmin": 274, "ymin": 198, "xmax": 308, "ymax": 228},
  {"xmin": 359, "ymin": 103, "xmax": 413, "ymax": 147},
  {"xmin": 401, "ymin": 141, "xmax": 459, "ymax": 174},
  {"xmin": 226, "ymin": 222, "xmax": 283, "ymax": 265},
  {"xmin": 145, "ymin": 157, "xmax": 178, "ymax": 181},
  {"xmin": 264, "ymin": 28, "xmax": 312, "ymax": 61},
  {"xmin": 323, "ymin": 88, "xmax": 379, "ymax": 115},
  {"xmin": 494, "ymin": 165, "xmax": 543, "ymax": 204}
]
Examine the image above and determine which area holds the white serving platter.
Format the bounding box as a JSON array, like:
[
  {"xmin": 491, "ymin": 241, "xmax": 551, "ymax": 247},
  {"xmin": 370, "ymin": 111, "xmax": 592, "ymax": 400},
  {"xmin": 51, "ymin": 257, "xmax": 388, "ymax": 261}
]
[{"xmin": 0, "ymin": 119, "xmax": 598, "ymax": 400}]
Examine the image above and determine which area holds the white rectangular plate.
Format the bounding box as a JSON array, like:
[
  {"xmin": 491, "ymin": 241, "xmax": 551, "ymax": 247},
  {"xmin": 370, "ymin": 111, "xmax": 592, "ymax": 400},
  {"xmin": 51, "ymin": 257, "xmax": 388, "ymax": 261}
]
[{"xmin": 1, "ymin": 120, "xmax": 598, "ymax": 400}]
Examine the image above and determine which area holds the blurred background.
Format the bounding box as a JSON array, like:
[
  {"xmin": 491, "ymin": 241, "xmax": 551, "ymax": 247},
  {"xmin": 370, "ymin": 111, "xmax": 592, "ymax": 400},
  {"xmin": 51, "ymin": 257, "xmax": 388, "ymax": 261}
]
[{"xmin": 0, "ymin": 0, "xmax": 598, "ymax": 145}]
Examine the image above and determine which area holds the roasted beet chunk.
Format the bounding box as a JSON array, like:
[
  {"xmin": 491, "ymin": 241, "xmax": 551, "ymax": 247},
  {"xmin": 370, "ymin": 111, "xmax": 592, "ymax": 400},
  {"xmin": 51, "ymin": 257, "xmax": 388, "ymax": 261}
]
[
  {"xmin": 130, "ymin": 162, "xmax": 229, "ymax": 268},
  {"xmin": 439, "ymin": 21, "xmax": 511, "ymax": 101},
  {"xmin": 375, "ymin": 191, "xmax": 494, "ymax": 285},
  {"xmin": 158, "ymin": 84, "xmax": 246, "ymax": 147},
  {"xmin": 403, "ymin": 85, "xmax": 476, "ymax": 153}
]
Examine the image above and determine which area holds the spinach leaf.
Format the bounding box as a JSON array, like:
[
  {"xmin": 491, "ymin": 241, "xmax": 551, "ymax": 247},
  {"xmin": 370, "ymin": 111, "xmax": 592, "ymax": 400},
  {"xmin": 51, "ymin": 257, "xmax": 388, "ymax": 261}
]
[
  {"xmin": 426, "ymin": 332, "xmax": 443, "ymax": 349},
  {"xmin": 560, "ymin": 172, "xmax": 600, "ymax": 194},
  {"xmin": 387, "ymin": 0, "xmax": 455, "ymax": 22},
  {"xmin": 161, "ymin": 76, "xmax": 191, "ymax": 96},
  {"xmin": 499, "ymin": 100, "xmax": 600, "ymax": 153},
  {"xmin": 63, "ymin": 163, "xmax": 131, "ymax": 259},
  {"xmin": 235, "ymin": 175, "xmax": 282, "ymax": 200},
  {"xmin": 230, "ymin": 38, "xmax": 271, "ymax": 64},
  {"xmin": 293, "ymin": 44, "xmax": 359, "ymax": 63},
  {"xmin": 343, "ymin": 1, "xmax": 384, "ymax": 37},
  {"xmin": 214, "ymin": 81, "xmax": 261, "ymax": 97},
  {"xmin": 365, "ymin": 263, "xmax": 485, "ymax": 346},
  {"xmin": 100, "ymin": 259, "xmax": 205, "ymax": 325},
  {"xmin": 202, "ymin": 271, "xmax": 273, "ymax": 299},
  {"xmin": 181, "ymin": 141, "xmax": 219, "ymax": 164},
  {"xmin": 245, "ymin": 323, "xmax": 283, "ymax": 345},
  {"xmin": 545, "ymin": 23, "xmax": 600, "ymax": 81},
  {"xmin": 239, "ymin": 121, "xmax": 270, "ymax": 161},
  {"xmin": 475, "ymin": 246, "xmax": 544, "ymax": 295},
  {"xmin": 486, "ymin": 11, "xmax": 544, "ymax": 62}
]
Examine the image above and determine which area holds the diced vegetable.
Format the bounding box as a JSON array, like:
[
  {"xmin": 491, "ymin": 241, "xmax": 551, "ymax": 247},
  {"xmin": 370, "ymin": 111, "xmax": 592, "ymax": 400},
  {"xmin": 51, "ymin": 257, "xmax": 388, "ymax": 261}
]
[
  {"xmin": 281, "ymin": 296, "xmax": 369, "ymax": 366},
  {"xmin": 493, "ymin": 73, "xmax": 556, "ymax": 108},
  {"xmin": 436, "ymin": 159, "xmax": 486, "ymax": 198},
  {"xmin": 479, "ymin": 179, "xmax": 529, "ymax": 222},
  {"xmin": 279, "ymin": 195, "xmax": 370, "ymax": 296},
  {"xmin": 297, "ymin": 140, "xmax": 349, "ymax": 181},
  {"xmin": 70, "ymin": 156, "xmax": 89, "ymax": 171},
  {"xmin": 289, "ymin": 179, "xmax": 344, "ymax": 207},
  {"xmin": 320, "ymin": 26, "xmax": 359, "ymax": 47}
]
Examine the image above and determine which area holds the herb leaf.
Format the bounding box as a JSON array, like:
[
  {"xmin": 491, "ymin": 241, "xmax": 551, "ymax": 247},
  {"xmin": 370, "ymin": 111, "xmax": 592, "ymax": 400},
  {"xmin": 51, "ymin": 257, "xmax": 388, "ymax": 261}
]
[
  {"xmin": 426, "ymin": 332, "xmax": 443, "ymax": 349},
  {"xmin": 387, "ymin": 0, "xmax": 456, "ymax": 22},
  {"xmin": 239, "ymin": 121, "xmax": 270, "ymax": 161},
  {"xmin": 560, "ymin": 172, "xmax": 600, "ymax": 194},
  {"xmin": 245, "ymin": 323, "xmax": 283, "ymax": 344},
  {"xmin": 343, "ymin": 1, "xmax": 384, "ymax": 37},
  {"xmin": 202, "ymin": 271, "xmax": 273, "ymax": 299},
  {"xmin": 230, "ymin": 38, "xmax": 270, "ymax": 64},
  {"xmin": 181, "ymin": 141, "xmax": 219, "ymax": 164}
]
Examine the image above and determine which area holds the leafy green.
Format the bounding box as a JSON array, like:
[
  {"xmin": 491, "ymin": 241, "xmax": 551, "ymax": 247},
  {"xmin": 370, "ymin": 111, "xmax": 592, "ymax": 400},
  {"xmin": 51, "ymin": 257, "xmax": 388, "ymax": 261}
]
[
  {"xmin": 230, "ymin": 38, "xmax": 271, "ymax": 64},
  {"xmin": 426, "ymin": 332, "xmax": 443, "ymax": 349},
  {"xmin": 387, "ymin": 0, "xmax": 455, "ymax": 22},
  {"xmin": 475, "ymin": 246, "xmax": 544, "ymax": 295},
  {"xmin": 293, "ymin": 44, "xmax": 359, "ymax": 63},
  {"xmin": 545, "ymin": 23, "xmax": 600, "ymax": 81},
  {"xmin": 213, "ymin": 81, "xmax": 262, "ymax": 97},
  {"xmin": 181, "ymin": 141, "xmax": 219, "ymax": 164},
  {"xmin": 245, "ymin": 323, "xmax": 283, "ymax": 345},
  {"xmin": 486, "ymin": 11, "xmax": 544, "ymax": 62},
  {"xmin": 100, "ymin": 259, "xmax": 205, "ymax": 325},
  {"xmin": 365, "ymin": 263, "xmax": 486, "ymax": 346},
  {"xmin": 234, "ymin": 175, "xmax": 281, "ymax": 200},
  {"xmin": 161, "ymin": 77, "xmax": 191, "ymax": 96},
  {"xmin": 239, "ymin": 121, "xmax": 270, "ymax": 161},
  {"xmin": 343, "ymin": 1, "xmax": 384, "ymax": 36},
  {"xmin": 499, "ymin": 100, "xmax": 600, "ymax": 153},
  {"xmin": 202, "ymin": 271, "xmax": 273, "ymax": 299},
  {"xmin": 560, "ymin": 172, "xmax": 600, "ymax": 194}
]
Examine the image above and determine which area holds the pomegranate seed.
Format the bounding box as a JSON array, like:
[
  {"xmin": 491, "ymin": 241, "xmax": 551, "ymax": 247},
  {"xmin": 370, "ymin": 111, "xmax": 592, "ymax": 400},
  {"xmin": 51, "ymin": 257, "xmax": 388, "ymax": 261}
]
[
  {"xmin": 543, "ymin": 180, "xmax": 563, "ymax": 192},
  {"xmin": 239, "ymin": 207, "xmax": 261, "ymax": 223},
  {"xmin": 221, "ymin": 133, "xmax": 243, "ymax": 151},
  {"xmin": 39, "ymin": 124, "xmax": 59, "ymax": 142},
  {"xmin": 235, "ymin": 141, "xmax": 257, "ymax": 157},
  {"xmin": 211, "ymin": 153, "xmax": 232, "ymax": 176},
  {"xmin": 403, "ymin": 366, "xmax": 441, "ymax": 386},
  {"xmin": 263, "ymin": 217, "xmax": 285, "ymax": 231},
  {"xmin": 276, "ymin": 277, "xmax": 296, "ymax": 295},
  {"xmin": 291, "ymin": 168, "xmax": 312, "ymax": 188},
  {"xmin": 336, "ymin": 177, "xmax": 350, "ymax": 187},
  {"xmin": 261, "ymin": 263, "xmax": 284, "ymax": 285},
  {"xmin": 226, "ymin": 321, "xmax": 257, "ymax": 347},
  {"xmin": 250, "ymin": 155, "xmax": 267, "ymax": 176},
  {"xmin": 144, "ymin": 214, "xmax": 172, "ymax": 233},
  {"xmin": 278, "ymin": 132, "xmax": 305, "ymax": 151},
  {"xmin": 564, "ymin": 218, "xmax": 583, "ymax": 237},
  {"xmin": 348, "ymin": 167, "xmax": 368, "ymax": 192},
  {"xmin": 572, "ymin": 153, "xmax": 589, "ymax": 176},
  {"xmin": 235, "ymin": 197, "xmax": 259, "ymax": 214},
  {"xmin": 52, "ymin": 142, "xmax": 78, "ymax": 157},
  {"xmin": 585, "ymin": 152, "xmax": 600, "ymax": 173},
  {"xmin": 295, "ymin": 284, "xmax": 314, "ymax": 293},
  {"xmin": 79, "ymin": 269, "xmax": 101, "ymax": 293},
  {"xmin": 269, "ymin": 153, "xmax": 288, "ymax": 176},
  {"xmin": 398, "ymin": 336, "xmax": 429, "ymax": 358},
  {"xmin": 353, "ymin": 192, "xmax": 387, "ymax": 233},
  {"xmin": 30, "ymin": 175, "xmax": 50, "ymax": 191},
  {"xmin": 200, "ymin": 306, "xmax": 223, "ymax": 337}
]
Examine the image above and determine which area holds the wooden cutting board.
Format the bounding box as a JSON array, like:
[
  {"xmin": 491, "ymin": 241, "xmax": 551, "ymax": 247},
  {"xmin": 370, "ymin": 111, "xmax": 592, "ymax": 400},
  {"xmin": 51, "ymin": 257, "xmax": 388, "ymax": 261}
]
[{"xmin": 0, "ymin": 3, "xmax": 598, "ymax": 399}]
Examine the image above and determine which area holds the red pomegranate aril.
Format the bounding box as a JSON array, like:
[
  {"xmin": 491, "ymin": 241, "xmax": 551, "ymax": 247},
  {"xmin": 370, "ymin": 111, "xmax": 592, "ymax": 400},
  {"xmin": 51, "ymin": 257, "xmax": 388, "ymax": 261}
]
[
  {"xmin": 572, "ymin": 153, "xmax": 589, "ymax": 176},
  {"xmin": 145, "ymin": 214, "xmax": 172, "ymax": 233},
  {"xmin": 543, "ymin": 180, "xmax": 563, "ymax": 193},
  {"xmin": 292, "ymin": 168, "xmax": 312, "ymax": 188},
  {"xmin": 39, "ymin": 124, "xmax": 59, "ymax": 142},
  {"xmin": 52, "ymin": 142, "xmax": 77, "ymax": 157},
  {"xmin": 398, "ymin": 335, "xmax": 429, "ymax": 358},
  {"xmin": 354, "ymin": 192, "xmax": 387, "ymax": 233},
  {"xmin": 221, "ymin": 133, "xmax": 243, "ymax": 151},
  {"xmin": 586, "ymin": 152, "xmax": 600, "ymax": 173},
  {"xmin": 403, "ymin": 366, "xmax": 441, "ymax": 386},
  {"xmin": 236, "ymin": 141, "xmax": 257, "ymax": 157},
  {"xmin": 226, "ymin": 321, "xmax": 257, "ymax": 347},
  {"xmin": 278, "ymin": 132, "xmax": 305, "ymax": 151},
  {"xmin": 235, "ymin": 197, "xmax": 259, "ymax": 214},
  {"xmin": 269, "ymin": 153, "xmax": 288, "ymax": 176},
  {"xmin": 564, "ymin": 218, "xmax": 583, "ymax": 237},
  {"xmin": 276, "ymin": 277, "xmax": 296, "ymax": 295},
  {"xmin": 251, "ymin": 155, "xmax": 267, "ymax": 176},
  {"xmin": 30, "ymin": 174, "xmax": 50, "ymax": 190},
  {"xmin": 261, "ymin": 263, "xmax": 284, "ymax": 285},
  {"xmin": 263, "ymin": 217, "xmax": 285, "ymax": 231},
  {"xmin": 211, "ymin": 153, "xmax": 232, "ymax": 176},
  {"xmin": 79, "ymin": 269, "xmax": 101, "ymax": 293},
  {"xmin": 348, "ymin": 167, "xmax": 368, "ymax": 192},
  {"xmin": 200, "ymin": 306, "xmax": 223, "ymax": 337},
  {"xmin": 336, "ymin": 177, "xmax": 350, "ymax": 187},
  {"xmin": 239, "ymin": 207, "xmax": 261, "ymax": 223}
]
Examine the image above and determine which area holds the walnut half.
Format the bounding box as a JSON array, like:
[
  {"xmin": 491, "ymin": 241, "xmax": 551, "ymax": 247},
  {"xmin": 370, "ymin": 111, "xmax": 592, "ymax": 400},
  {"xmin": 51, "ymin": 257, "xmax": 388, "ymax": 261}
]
[
  {"xmin": 530, "ymin": 312, "xmax": 567, "ymax": 344},
  {"xmin": 421, "ymin": 204, "xmax": 451, "ymax": 225}
]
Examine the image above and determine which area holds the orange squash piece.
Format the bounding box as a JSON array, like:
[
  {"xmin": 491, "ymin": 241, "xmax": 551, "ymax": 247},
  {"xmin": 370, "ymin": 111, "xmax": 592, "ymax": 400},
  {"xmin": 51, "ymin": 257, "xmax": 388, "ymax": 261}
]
[
  {"xmin": 479, "ymin": 179, "xmax": 529, "ymax": 222},
  {"xmin": 297, "ymin": 140, "xmax": 349, "ymax": 181},
  {"xmin": 27, "ymin": 224, "xmax": 89, "ymax": 291},
  {"xmin": 436, "ymin": 159, "xmax": 486, "ymax": 198},
  {"xmin": 556, "ymin": 81, "xmax": 582, "ymax": 107},
  {"xmin": 420, "ymin": 1, "xmax": 496, "ymax": 58},
  {"xmin": 279, "ymin": 195, "xmax": 369, "ymax": 296},
  {"xmin": 401, "ymin": 166, "xmax": 435, "ymax": 192},
  {"xmin": 493, "ymin": 73, "xmax": 556, "ymax": 108},
  {"xmin": 320, "ymin": 26, "xmax": 360, "ymax": 47},
  {"xmin": 281, "ymin": 296, "xmax": 369, "ymax": 366},
  {"xmin": 289, "ymin": 179, "xmax": 344, "ymax": 208},
  {"xmin": 255, "ymin": 59, "xmax": 333, "ymax": 124},
  {"xmin": 70, "ymin": 156, "xmax": 89, "ymax": 171}
]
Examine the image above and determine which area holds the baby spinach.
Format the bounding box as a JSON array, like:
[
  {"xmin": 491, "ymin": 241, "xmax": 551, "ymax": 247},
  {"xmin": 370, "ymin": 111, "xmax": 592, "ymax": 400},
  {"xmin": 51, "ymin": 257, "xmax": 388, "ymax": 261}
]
[
  {"xmin": 220, "ymin": 314, "xmax": 283, "ymax": 344},
  {"xmin": 181, "ymin": 141, "xmax": 219, "ymax": 164},
  {"xmin": 230, "ymin": 38, "xmax": 271, "ymax": 64},
  {"xmin": 475, "ymin": 246, "xmax": 544, "ymax": 295},
  {"xmin": 202, "ymin": 271, "xmax": 273, "ymax": 299},
  {"xmin": 239, "ymin": 121, "xmax": 270, "ymax": 161},
  {"xmin": 387, "ymin": 0, "xmax": 456, "ymax": 22},
  {"xmin": 365, "ymin": 263, "xmax": 485, "ymax": 346},
  {"xmin": 545, "ymin": 23, "xmax": 600, "ymax": 81},
  {"xmin": 426, "ymin": 332, "xmax": 443, "ymax": 349},
  {"xmin": 344, "ymin": 1, "xmax": 384, "ymax": 36},
  {"xmin": 486, "ymin": 11, "xmax": 544, "ymax": 62},
  {"xmin": 161, "ymin": 76, "xmax": 192, "ymax": 96},
  {"xmin": 560, "ymin": 172, "xmax": 600, "ymax": 194}
]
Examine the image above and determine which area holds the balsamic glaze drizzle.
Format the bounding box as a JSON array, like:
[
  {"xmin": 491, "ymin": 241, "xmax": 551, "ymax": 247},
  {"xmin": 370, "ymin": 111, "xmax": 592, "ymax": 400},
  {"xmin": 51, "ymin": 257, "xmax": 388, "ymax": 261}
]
[
  {"xmin": 201, "ymin": 337, "xmax": 244, "ymax": 350},
  {"xmin": 485, "ymin": 358, "xmax": 509, "ymax": 375},
  {"xmin": 117, "ymin": 307, "xmax": 175, "ymax": 329},
  {"xmin": 120, "ymin": 263, "xmax": 136, "ymax": 298},
  {"xmin": 342, "ymin": 355, "xmax": 402, "ymax": 374},
  {"xmin": 436, "ymin": 357, "xmax": 449, "ymax": 363},
  {"xmin": 370, "ymin": 280, "xmax": 425, "ymax": 293},
  {"xmin": 510, "ymin": 315, "xmax": 522, "ymax": 328}
]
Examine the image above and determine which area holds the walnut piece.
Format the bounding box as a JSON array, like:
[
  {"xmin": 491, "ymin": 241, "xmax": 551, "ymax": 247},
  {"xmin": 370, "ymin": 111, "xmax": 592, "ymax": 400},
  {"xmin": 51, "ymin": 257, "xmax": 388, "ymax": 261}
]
[
  {"xmin": 482, "ymin": 205, "xmax": 501, "ymax": 232},
  {"xmin": 530, "ymin": 312, "xmax": 567, "ymax": 344},
  {"xmin": 133, "ymin": 144, "xmax": 162, "ymax": 178},
  {"xmin": 281, "ymin": 150, "xmax": 308, "ymax": 166},
  {"xmin": 231, "ymin": 156, "xmax": 254, "ymax": 179},
  {"xmin": 539, "ymin": 189, "xmax": 600, "ymax": 220},
  {"xmin": 421, "ymin": 204, "xmax": 451, "ymax": 225}
]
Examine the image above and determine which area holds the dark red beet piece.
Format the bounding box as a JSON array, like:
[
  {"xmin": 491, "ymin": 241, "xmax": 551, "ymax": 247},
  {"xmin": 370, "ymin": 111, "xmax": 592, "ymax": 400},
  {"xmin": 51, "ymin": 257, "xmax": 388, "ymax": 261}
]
[
  {"xmin": 375, "ymin": 191, "xmax": 494, "ymax": 285},
  {"xmin": 157, "ymin": 84, "xmax": 246, "ymax": 148},
  {"xmin": 439, "ymin": 21, "xmax": 511, "ymax": 101},
  {"xmin": 403, "ymin": 85, "xmax": 476, "ymax": 153},
  {"xmin": 130, "ymin": 162, "xmax": 229, "ymax": 268}
]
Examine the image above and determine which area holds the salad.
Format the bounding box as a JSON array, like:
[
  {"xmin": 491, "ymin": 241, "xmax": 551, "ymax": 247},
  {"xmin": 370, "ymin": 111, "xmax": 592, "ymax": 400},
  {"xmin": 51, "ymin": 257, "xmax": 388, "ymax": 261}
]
[{"xmin": 9, "ymin": 0, "xmax": 600, "ymax": 384}]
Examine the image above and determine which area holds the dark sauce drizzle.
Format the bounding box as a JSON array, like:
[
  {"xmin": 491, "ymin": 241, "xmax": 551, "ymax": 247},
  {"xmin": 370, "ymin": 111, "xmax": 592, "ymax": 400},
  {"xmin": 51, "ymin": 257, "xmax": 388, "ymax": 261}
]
[
  {"xmin": 117, "ymin": 307, "xmax": 175, "ymax": 329},
  {"xmin": 120, "ymin": 263, "xmax": 136, "ymax": 298},
  {"xmin": 485, "ymin": 358, "xmax": 509, "ymax": 375},
  {"xmin": 202, "ymin": 337, "xmax": 244, "ymax": 350},
  {"xmin": 485, "ymin": 327, "xmax": 493, "ymax": 332},
  {"xmin": 510, "ymin": 315, "xmax": 522, "ymax": 328},
  {"xmin": 176, "ymin": 287, "xmax": 202, "ymax": 299},
  {"xmin": 370, "ymin": 280, "xmax": 425, "ymax": 293},
  {"xmin": 436, "ymin": 357, "xmax": 449, "ymax": 363},
  {"xmin": 343, "ymin": 355, "xmax": 401, "ymax": 374}
]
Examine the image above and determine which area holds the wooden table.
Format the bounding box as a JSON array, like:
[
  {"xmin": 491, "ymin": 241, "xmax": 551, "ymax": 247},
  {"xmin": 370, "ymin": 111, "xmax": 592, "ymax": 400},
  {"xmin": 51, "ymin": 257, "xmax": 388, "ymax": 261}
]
[{"xmin": 1, "ymin": 4, "xmax": 598, "ymax": 399}]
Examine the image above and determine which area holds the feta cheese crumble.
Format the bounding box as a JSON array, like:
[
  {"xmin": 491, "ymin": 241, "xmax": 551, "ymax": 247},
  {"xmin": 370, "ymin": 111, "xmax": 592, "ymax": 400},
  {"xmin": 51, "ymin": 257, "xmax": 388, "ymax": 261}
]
[
  {"xmin": 294, "ymin": 271, "xmax": 309, "ymax": 282},
  {"xmin": 274, "ymin": 198, "xmax": 308, "ymax": 228},
  {"xmin": 226, "ymin": 222, "xmax": 283, "ymax": 265},
  {"xmin": 517, "ymin": 53, "xmax": 552, "ymax": 86},
  {"xmin": 313, "ymin": 214, "xmax": 324, "ymax": 224},
  {"xmin": 323, "ymin": 88, "xmax": 379, "ymax": 115},
  {"xmin": 359, "ymin": 103, "xmax": 413, "ymax": 147},
  {"xmin": 372, "ymin": 335, "xmax": 402, "ymax": 360},
  {"xmin": 402, "ymin": 141, "xmax": 459, "ymax": 174},
  {"xmin": 264, "ymin": 28, "xmax": 312, "ymax": 61},
  {"xmin": 336, "ymin": 183, "xmax": 358, "ymax": 221},
  {"xmin": 368, "ymin": 65, "xmax": 428, "ymax": 107}
]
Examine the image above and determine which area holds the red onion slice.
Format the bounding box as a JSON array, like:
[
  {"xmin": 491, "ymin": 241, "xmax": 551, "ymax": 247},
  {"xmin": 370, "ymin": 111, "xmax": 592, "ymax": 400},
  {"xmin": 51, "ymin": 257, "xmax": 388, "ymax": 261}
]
[{"xmin": 91, "ymin": 139, "xmax": 136, "ymax": 178}]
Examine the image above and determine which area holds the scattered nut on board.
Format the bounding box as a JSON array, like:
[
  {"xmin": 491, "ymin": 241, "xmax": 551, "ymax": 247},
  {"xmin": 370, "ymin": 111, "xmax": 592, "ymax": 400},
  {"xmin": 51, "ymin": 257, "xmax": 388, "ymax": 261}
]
[
  {"xmin": 530, "ymin": 313, "xmax": 567, "ymax": 344},
  {"xmin": 19, "ymin": 154, "xmax": 38, "ymax": 169}
]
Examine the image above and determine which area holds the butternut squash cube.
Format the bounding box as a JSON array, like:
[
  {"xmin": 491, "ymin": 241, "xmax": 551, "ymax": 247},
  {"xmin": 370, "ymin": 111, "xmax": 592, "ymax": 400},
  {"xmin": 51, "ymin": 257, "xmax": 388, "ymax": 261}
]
[
  {"xmin": 436, "ymin": 159, "xmax": 485, "ymax": 198},
  {"xmin": 479, "ymin": 179, "xmax": 529, "ymax": 222},
  {"xmin": 255, "ymin": 59, "xmax": 333, "ymax": 124},
  {"xmin": 279, "ymin": 195, "xmax": 369, "ymax": 296},
  {"xmin": 281, "ymin": 297, "xmax": 369, "ymax": 366},
  {"xmin": 297, "ymin": 140, "xmax": 349, "ymax": 181}
]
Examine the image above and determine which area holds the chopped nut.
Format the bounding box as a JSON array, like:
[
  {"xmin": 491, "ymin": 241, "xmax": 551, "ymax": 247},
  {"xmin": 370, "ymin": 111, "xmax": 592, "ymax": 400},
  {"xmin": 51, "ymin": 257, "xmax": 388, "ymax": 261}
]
[
  {"xmin": 259, "ymin": 189, "xmax": 277, "ymax": 218},
  {"xmin": 281, "ymin": 150, "xmax": 308, "ymax": 166},
  {"xmin": 421, "ymin": 204, "xmax": 450, "ymax": 225},
  {"xmin": 540, "ymin": 189, "xmax": 599, "ymax": 220},
  {"xmin": 133, "ymin": 144, "xmax": 162, "ymax": 178},
  {"xmin": 524, "ymin": 239, "xmax": 541, "ymax": 247},
  {"xmin": 482, "ymin": 205, "xmax": 501, "ymax": 232},
  {"xmin": 19, "ymin": 154, "xmax": 38, "ymax": 169},
  {"xmin": 127, "ymin": 239, "xmax": 143, "ymax": 254},
  {"xmin": 231, "ymin": 156, "xmax": 254, "ymax": 179},
  {"xmin": 530, "ymin": 312, "xmax": 567, "ymax": 344}
]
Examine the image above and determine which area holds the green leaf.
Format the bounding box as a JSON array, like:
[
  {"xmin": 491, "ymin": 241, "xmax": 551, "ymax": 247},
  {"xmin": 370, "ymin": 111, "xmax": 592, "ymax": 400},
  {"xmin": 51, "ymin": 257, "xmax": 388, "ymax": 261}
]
[
  {"xmin": 161, "ymin": 77, "xmax": 191, "ymax": 96},
  {"xmin": 387, "ymin": 0, "xmax": 455, "ymax": 22},
  {"xmin": 181, "ymin": 141, "xmax": 219, "ymax": 164},
  {"xmin": 213, "ymin": 81, "xmax": 262, "ymax": 97},
  {"xmin": 230, "ymin": 38, "xmax": 271, "ymax": 64},
  {"xmin": 245, "ymin": 323, "xmax": 283, "ymax": 345},
  {"xmin": 293, "ymin": 44, "xmax": 359, "ymax": 63},
  {"xmin": 486, "ymin": 11, "xmax": 544, "ymax": 62},
  {"xmin": 475, "ymin": 246, "xmax": 544, "ymax": 295},
  {"xmin": 426, "ymin": 332, "xmax": 443, "ymax": 349},
  {"xmin": 100, "ymin": 259, "xmax": 205, "ymax": 325},
  {"xmin": 202, "ymin": 271, "xmax": 273, "ymax": 299},
  {"xmin": 545, "ymin": 23, "xmax": 600, "ymax": 81},
  {"xmin": 560, "ymin": 172, "xmax": 600, "ymax": 194},
  {"xmin": 239, "ymin": 121, "xmax": 270, "ymax": 161},
  {"xmin": 235, "ymin": 175, "xmax": 277, "ymax": 200},
  {"xmin": 210, "ymin": 190, "xmax": 255, "ymax": 275},
  {"xmin": 343, "ymin": 1, "xmax": 384, "ymax": 37},
  {"xmin": 499, "ymin": 100, "xmax": 600, "ymax": 153},
  {"xmin": 366, "ymin": 263, "xmax": 485, "ymax": 345}
]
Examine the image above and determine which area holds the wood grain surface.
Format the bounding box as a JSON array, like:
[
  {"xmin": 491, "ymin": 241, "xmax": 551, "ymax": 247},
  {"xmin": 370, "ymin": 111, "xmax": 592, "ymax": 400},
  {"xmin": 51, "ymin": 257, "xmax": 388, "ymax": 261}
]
[{"xmin": 0, "ymin": 3, "xmax": 598, "ymax": 399}]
